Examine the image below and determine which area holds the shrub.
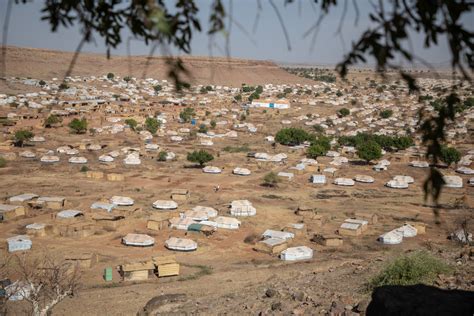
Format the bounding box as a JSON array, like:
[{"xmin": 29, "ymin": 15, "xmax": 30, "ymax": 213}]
[
  {"xmin": 200, "ymin": 87, "xmax": 208, "ymax": 94},
  {"xmin": 14, "ymin": 130, "xmax": 34, "ymax": 147},
  {"xmin": 198, "ymin": 124, "xmax": 208, "ymax": 133},
  {"xmin": 313, "ymin": 124, "xmax": 324, "ymax": 134},
  {"xmin": 357, "ymin": 140, "xmax": 382, "ymax": 163},
  {"xmin": 44, "ymin": 115, "xmax": 62, "ymax": 128},
  {"xmin": 440, "ymin": 146, "xmax": 461, "ymax": 166},
  {"xmin": 0, "ymin": 157, "xmax": 6, "ymax": 168},
  {"xmin": 311, "ymin": 135, "xmax": 331, "ymax": 151},
  {"xmin": 255, "ymin": 85, "xmax": 263, "ymax": 94},
  {"xmin": 187, "ymin": 150, "xmax": 214, "ymax": 166},
  {"xmin": 275, "ymin": 128, "xmax": 311, "ymax": 146},
  {"xmin": 336, "ymin": 90, "xmax": 343, "ymax": 97},
  {"xmin": 307, "ymin": 144, "xmax": 326, "ymax": 159},
  {"xmin": 283, "ymin": 87, "xmax": 292, "ymax": 94},
  {"xmin": 153, "ymin": 85, "xmax": 162, "ymax": 93},
  {"xmin": 205, "ymin": 85, "xmax": 213, "ymax": 91},
  {"xmin": 124, "ymin": 118, "xmax": 138, "ymax": 130},
  {"xmin": 234, "ymin": 94, "xmax": 242, "ymax": 102},
  {"xmin": 179, "ymin": 107, "xmax": 195, "ymax": 123},
  {"xmin": 38, "ymin": 80, "xmax": 46, "ymax": 86},
  {"xmin": 249, "ymin": 92, "xmax": 260, "ymax": 101},
  {"xmin": 368, "ymin": 251, "xmax": 451, "ymax": 290},
  {"xmin": 263, "ymin": 172, "xmax": 280, "ymax": 188},
  {"xmin": 157, "ymin": 151, "xmax": 168, "ymax": 161},
  {"xmin": 210, "ymin": 120, "xmax": 216, "ymax": 129},
  {"xmin": 107, "ymin": 73, "xmax": 114, "ymax": 80},
  {"xmin": 68, "ymin": 118, "xmax": 88, "ymax": 134},
  {"xmin": 380, "ymin": 109, "xmax": 393, "ymax": 119},
  {"xmin": 145, "ymin": 117, "xmax": 160, "ymax": 134},
  {"xmin": 80, "ymin": 165, "xmax": 89, "ymax": 172},
  {"xmin": 338, "ymin": 108, "xmax": 350, "ymax": 117},
  {"xmin": 123, "ymin": 76, "xmax": 132, "ymax": 82},
  {"xmin": 58, "ymin": 83, "xmax": 69, "ymax": 90}
]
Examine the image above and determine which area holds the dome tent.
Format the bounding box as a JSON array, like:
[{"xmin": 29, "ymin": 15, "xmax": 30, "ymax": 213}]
[{"xmin": 165, "ymin": 237, "xmax": 197, "ymax": 251}]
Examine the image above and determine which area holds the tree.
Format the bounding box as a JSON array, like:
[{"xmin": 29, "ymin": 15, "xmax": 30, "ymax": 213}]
[
  {"xmin": 200, "ymin": 86, "xmax": 208, "ymax": 94},
  {"xmin": 123, "ymin": 76, "xmax": 132, "ymax": 83},
  {"xmin": 44, "ymin": 115, "xmax": 62, "ymax": 128},
  {"xmin": 153, "ymin": 84, "xmax": 163, "ymax": 93},
  {"xmin": 205, "ymin": 85, "xmax": 213, "ymax": 91},
  {"xmin": 10, "ymin": 253, "xmax": 81, "ymax": 316},
  {"xmin": 198, "ymin": 124, "xmax": 208, "ymax": 133},
  {"xmin": 440, "ymin": 146, "xmax": 461, "ymax": 166},
  {"xmin": 145, "ymin": 117, "xmax": 160, "ymax": 134},
  {"xmin": 263, "ymin": 172, "xmax": 280, "ymax": 188},
  {"xmin": 338, "ymin": 108, "xmax": 350, "ymax": 117},
  {"xmin": 157, "ymin": 151, "xmax": 168, "ymax": 162},
  {"xmin": 255, "ymin": 85, "xmax": 263, "ymax": 94},
  {"xmin": 275, "ymin": 128, "xmax": 311, "ymax": 146},
  {"xmin": 380, "ymin": 109, "xmax": 393, "ymax": 119},
  {"xmin": 68, "ymin": 118, "xmax": 87, "ymax": 134},
  {"xmin": 187, "ymin": 150, "xmax": 214, "ymax": 166},
  {"xmin": 357, "ymin": 140, "xmax": 382, "ymax": 163},
  {"xmin": 124, "ymin": 118, "xmax": 138, "ymax": 131},
  {"xmin": 234, "ymin": 94, "xmax": 242, "ymax": 102},
  {"xmin": 179, "ymin": 107, "xmax": 195, "ymax": 123},
  {"xmin": 14, "ymin": 130, "xmax": 34, "ymax": 147},
  {"xmin": 307, "ymin": 144, "xmax": 326, "ymax": 159},
  {"xmin": 106, "ymin": 72, "xmax": 114, "ymax": 80}
]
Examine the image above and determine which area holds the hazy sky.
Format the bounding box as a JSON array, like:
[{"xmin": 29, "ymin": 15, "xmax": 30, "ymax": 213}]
[{"xmin": 1, "ymin": 0, "xmax": 472, "ymax": 66}]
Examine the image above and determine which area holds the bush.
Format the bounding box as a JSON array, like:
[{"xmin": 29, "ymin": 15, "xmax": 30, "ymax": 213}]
[
  {"xmin": 38, "ymin": 80, "xmax": 46, "ymax": 86},
  {"xmin": 124, "ymin": 118, "xmax": 138, "ymax": 130},
  {"xmin": 157, "ymin": 151, "xmax": 168, "ymax": 162},
  {"xmin": 249, "ymin": 92, "xmax": 260, "ymax": 101},
  {"xmin": 338, "ymin": 108, "xmax": 350, "ymax": 117},
  {"xmin": 313, "ymin": 125, "xmax": 324, "ymax": 134},
  {"xmin": 210, "ymin": 120, "xmax": 216, "ymax": 129},
  {"xmin": 336, "ymin": 90, "xmax": 343, "ymax": 97},
  {"xmin": 179, "ymin": 107, "xmax": 195, "ymax": 123},
  {"xmin": 14, "ymin": 130, "xmax": 34, "ymax": 147},
  {"xmin": 205, "ymin": 85, "xmax": 213, "ymax": 91},
  {"xmin": 338, "ymin": 133, "xmax": 413, "ymax": 151},
  {"xmin": 187, "ymin": 150, "xmax": 214, "ymax": 166},
  {"xmin": 200, "ymin": 87, "xmax": 208, "ymax": 94},
  {"xmin": 311, "ymin": 135, "xmax": 331, "ymax": 151},
  {"xmin": 307, "ymin": 144, "xmax": 327, "ymax": 159},
  {"xmin": 123, "ymin": 76, "xmax": 132, "ymax": 82},
  {"xmin": 0, "ymin": 157, "xmax": 6, "ymax": 168},
  {"xmin": 263, "ymin": 172, "xmax": 280, "ymax": 187},
  {"xmin": 440, "ymin": 146, "xmax": 461, "ymax": 166},
  {"xmin": 145, "ymin": 117, "xmax": 160, "ymax": 134},
  {"xmin": 107, "ymin": 73, "xmax": 114, "ymax": 80},
  {"xmin": 357, "ymin": 140, "xmax": 382, "ymax": 163},
  {"xmin": 275, "ymin": 128, "xmax": 311, "ymax": 146},
  {"xmin": 44, "ymin": 115, "xmax": 62, "ymax": 128},
  {"xmin": 234, "ymin": 94, "xmax": 242, "ymax": 102},
  {"xmin": 380, "ymin": 109, "xmax": 393, "ymax": 119},
  {"xmin": 68, "ymin": 118, "xmax": 88, "ymax": 134},
  {"xmin": 255, "ymin": 85, "xmax": 263, "ymax": 94},
  {"xmin": 153, "ymin": 85, "xmax": 162, "ymax": 93},
  {"xmin": 58, "ymin": 83, "xmax": 69, "ymax": 90},
  {"xmin": 283, "ymin": 87, "xmax": 292, "ymax": 94},
  {"xmin": 80, "ymin": 165, "xmax": 89, "ymax": 172},
  {"xmin": 198, "ymin": 124, "xmax": 208, "ymax": 133},
  {"xmin": 368, "ymin": 251, "xmax": 451, "ymax": 290}
]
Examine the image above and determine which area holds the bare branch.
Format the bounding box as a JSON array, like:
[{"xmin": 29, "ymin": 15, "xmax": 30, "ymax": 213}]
[
  {"xmin": 269, "ymin": 0, "xmax": 292, "ymax": 51},
  {"xmin": 1, "ymin": 0, "xmax": 14, "ymax": 80}
]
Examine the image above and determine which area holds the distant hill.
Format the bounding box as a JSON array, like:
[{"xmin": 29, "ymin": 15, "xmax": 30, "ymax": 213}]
[{"xmin": 2, "ymin": 46, "xmax": 314, "ymax": 86}]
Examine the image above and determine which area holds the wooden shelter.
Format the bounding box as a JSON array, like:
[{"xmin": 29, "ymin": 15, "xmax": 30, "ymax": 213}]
[
  {"xmin": 0, "ymin": 204, "xmax": 26, "ymax": 221},
  {"xmin": 170, "ymin": 189, "xmax": 190, "ymax": 201},
  {"xmin": 65, "ymin": 253, "xmax": 97, "ymax": 269},
  {"xmin": 119, "ymin": 261, "xmax": 156, "ymax": 281},
  {"xmin": 312, "ymin": 234, "xmax": 343, "ymax": 247},
  {"xmin": 153, "ymin": 256, "xmax": 180, "ymax": 277}
]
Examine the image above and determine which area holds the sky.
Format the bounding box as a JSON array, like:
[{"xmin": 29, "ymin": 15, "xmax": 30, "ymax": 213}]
[{"xmin": 1, "ymin": 0, "xmax": 472, "ymax": 66}]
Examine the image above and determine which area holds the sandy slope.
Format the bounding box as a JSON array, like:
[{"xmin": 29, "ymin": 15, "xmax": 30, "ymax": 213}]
[{"xmin": 1, "ymin": 46, "xmax": 313, "ymax": 86}]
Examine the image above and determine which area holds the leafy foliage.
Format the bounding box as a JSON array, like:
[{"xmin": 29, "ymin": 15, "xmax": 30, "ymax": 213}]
[
  {"xmin": 380, "ymin": 109, "xmax": 393, "ymax": 119},
  {"xmin": 337, "ymin": 108, "xmax": 350, "ymax": 117},
  {"xmin": 44, "ymin": 115, "xmax": 62, "ymax": 128},
  {"xmin": 157, "ymin": 151, "xmax": 168, "ymax": 162},
  {"xmin": 106, "ymin": 72, "xmax": 114, "ymax": 80},
  {"xmin": 440, "ymin": 146, "xmax": 461, "ymax": 166},
  {"xmin": 338, "ymin": 133, "xmax": 413, "ymax": 151},
  {"xmin": 124, "ymin": 118, "xmax": 138, "ymax": 131},
  {"xmin": 368, "ymin": 251, "xmax": 451, "ymax": 290},
  {"xmin": 68, "ymin": 118, "xmax": 87, "ymax": 134},
  {"xmin": 307, "ymin": 144, "xmax": 327, "ymax": 159},
  {"xmin": 275, "ymin": 128, "xmax": 311, "ymax": 146},
  {"xmin": 14, "ymin": 130, "xmax": 34, "ymax": 147},
  {"xmin": 179, "ymin": 107, "xmax": 195, "ymax": 123},
  {"xmin": 357, "ymin": 140, "xmax": 382, "ymax": 163},
  {"xmin": 153, "ymin": 85, "xmax": 162, "ymax": 93},
  {"xmin": 198, "ymin": 123, "xmax": 208, "ymax": 133},
  {"xmin": 145, "ymin": 117, "xmax": 160, "ymax": 134},
  {"xmin": 0, "ymin": 157, "xmax": 6, "ymax": 168},
  {"xmin": 210, "ymin": 120, "xmax": 216, "ymax": 129},
  {"xmin": 187, "ymin": 150, "xmax": 214, "ymax": 166},
  {"xmin": 263, "ymin": 172, "xmax": 280, "ymax": 188}
]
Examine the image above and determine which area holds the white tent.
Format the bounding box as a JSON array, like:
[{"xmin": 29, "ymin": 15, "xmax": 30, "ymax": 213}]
[
  {"xmin": 280, "ymin": 246, "xmax": 313, "ymax": 261},
  {"xmin": 110, "ymin": 196, "xmax": 134, "ymax": 206},
  {"xmin": 410, "ymin": 160, "xmax": 429, "ymax": 168},
  {"xmin": 165, "ymin": 237, "xmax": 197, "ymax": 251},
  {"xmin": 233, "ymin": 167, "xmax": 251, "ymax": 176},
  {"xmin": 393, "ymin": 175, "xmax": 414, "ymax": 184},
  {"xmin": 386, "ymin": 179, "xmax": 409, "ymax": 189},
  {"xmin": 7, "ymin": 235, "xmax": 32, "ymax": 252},
  {"xmin": 378, "ymin": 230, "xmax": 403, "ymax": 245},
  {"xmin": 213, "ymin": 216, "xmax": 241, "ymax": 229},
  {"xmin": 262, "ymin": 229, "xmax": 294, "ymax": 240},
  {"xmin": 40, "ymin": 155, "xmax": 60, "ymax": 163},
  {"xmin": 310, "ymin": 174, "xmax": 326, "ymax": 184},
  {"xmin": 456, "ymin": 166, "xmax": 474, "ymax": 175},
  {"xmin": 202, "ymin": 166, "xmax": 222, "ymax": 174},
  {"xmin": 99, "ymin": 155, "xmax": 114, "ymax": 163},
  {"xmin": 334, "ymin": 178, "xmax": 355, "ymax": 186},
  {"xmin": 395, "ymin": 224, "xmax": 417, "ymax": 237},
  {"xmin": 122, "ymin": 233, "xmax": 155, "ymax": 247},
  {"xmin": 152, "ymin": 200, "xmax": 178, "ymax": 210},
  {"xmin": 9, "ymin": 193, "xmax": 38, "ymax": 203},
  {"xmin": 443, "ymin": 175, "xmax": 463, "ymax": 188},
  {"xmin": 354, "ymin": 175, "xmax": 374, "ymax": 183},
  {"xmin": 192, "ymin": 205, "xmax": 218, "ymax": 218},
  {"xmin": 169, "ymin": 217, "xmax": 196, "ymax": 230},
  {"xmin": 57, "ymin": 210, "xmax": 83, "ymax": 218},
  {"xmin": 68, "ymin": 156, "xmax": 87, "ymax": 164}
]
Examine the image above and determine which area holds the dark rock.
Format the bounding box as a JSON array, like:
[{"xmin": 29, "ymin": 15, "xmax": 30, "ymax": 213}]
[
  {"xmin": 367, "ymin": 284, "xmax": 474, "ymax": 316},
  {"xmin": 271, "ymin": 302, "xmax": 282, "ymax": 311},
  {"xmin": 137, "ymin": 293, "xmax": 187, "ymax": 316}
]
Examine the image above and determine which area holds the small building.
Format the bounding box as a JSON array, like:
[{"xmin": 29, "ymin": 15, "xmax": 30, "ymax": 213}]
[
  {"xmin": 250, "ymin": 99, "xmax": 290, "ymax": 109},
  {"xmin": 7, "ymin": 235, "xmax": 32, "ymax": 252},
  {"xmin": 153, "ymin": 256, "xmax": 180, "ymax": 277},
  {"xmin": 25, "ymin": 223, "xmax": 49, "ymax": 237},
  {"xmin": 262, "ymin": 229, "xmax": 294, "ymax": 241},
  {"xmin": 312, "ymin": 234, "xmax": 343, "ymax": 247},
  {"xmin": 310, "ymin": 174, "xmax": 326, "ymax": 184},
  {"xmin": 339, "ymin": 222, "xmax": 362, "ymax": 236},
  {"xmin": 147, "ymin": 213, "xmax": 172, "ymax": 231},
  {"xmin": 65, "ymin": 253, "xmax": 96, "ymax": 269},
  {"xmin": 0, "ymin": 204, "xmax": 26, "ymax": 221},
  {"xmin": 170, "ymin": 189, "xmax": 190, "ymax": 201},
  {"xmin": 92, "ymin": 214, "xmax": 125, "ymax": 230},
  {"xmin": 378, "ymin": 230, "xmax": 403, "ymax": 245},
  {"xmin": 230, "ymin": 200, "xmax": 256, "ymax": 217},
  {"xmin": 9, "ymin": 193, "xmax": 38, "ymax": 205},
  {"xmin": 36, "ymin": 196, "xmax": 66, "ymax": 210},
  {"xmin": 280, "ymin": 246, "xmax": 313, "ymax": 261},
  {"xmin": 119, "ymin": 261, "xmax": 156, "ymax": 281},
  {"xmin": 254, "ymin": 238, "xmax": 288, "ymax": 255},
  {"xmin": 354, "ymin": 212, "xmax": 378, "ymax": 224}
]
